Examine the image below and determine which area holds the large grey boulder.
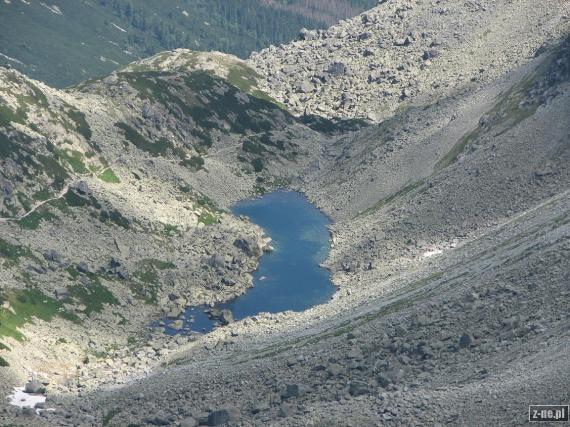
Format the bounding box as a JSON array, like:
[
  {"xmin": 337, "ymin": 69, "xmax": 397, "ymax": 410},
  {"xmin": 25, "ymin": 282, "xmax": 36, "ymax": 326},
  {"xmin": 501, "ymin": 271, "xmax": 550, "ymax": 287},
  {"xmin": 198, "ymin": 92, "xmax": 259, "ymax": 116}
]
[
  {"xmin": 74, "ymin": 181, "xmax": 90, "ymax": 196},
  {"xmin": 54, "ymin": 287, "xmax": 69, "ymax": 301},
  {"xmin": 459, "ymin": 333, "xmax": 473, "ymax": 348},
  {"xmin": 327, "ymin": 61, "xmax": 352, "ymax": 76},
  {"xmin": 281, "ymin": 383, "xmax": 308, "ymax": 399},
  {"xmin": 377, "ymin": 367, "xmax": 405, "ymax": 388},
  {"xmin": 0, "ymin": 177, "xmax": 14, "ymax": 197},
  {"xmin": 207, "ymin": 407, "xmax": 240, "ymax": 426},
  {"xmin": 43, "ymin": 249, "xmax": 62, "ymax": 263},
  {"xmin": 349, "ymin": 381, "xmax": 369, "ymax": 396},
  {"xmin": 282, "ymin": 65, "xmax": 297, "ymax": 75},
  {"xmin": 208, "ymin": 254, "xmax": 225, "ymax": 268},
  {"xmin": 298, "ymin": 28, "xmax": 318, "ymax": 41},
  {"xmin": 220, "ymin": 309, "xmax": 234, "ymax": 325},
  {"xmin": 297, "ymin": 81, "xmax": 314, "ymax": 94},
  {"xmin": 25, "ymin": 380, "xmax": 46, "ymax": 394},
  {"xmin": 233, "ymin": 238, "xmax": 261, "ymax": 257},
  {"xmin": 369, "ymin": 69, "xmax": 384, "ymax": 83},
  {"xmin": 207, "ymin": 308, "xmax": 234, "ymax": 325}
]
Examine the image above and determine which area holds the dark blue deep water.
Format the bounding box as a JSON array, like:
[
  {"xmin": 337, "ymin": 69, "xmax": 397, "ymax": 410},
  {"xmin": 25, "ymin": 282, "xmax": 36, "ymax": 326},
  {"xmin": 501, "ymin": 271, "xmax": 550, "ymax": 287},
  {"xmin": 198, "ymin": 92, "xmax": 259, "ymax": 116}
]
[{"xmin": 162, "ymin": 191, "xmax": 335, "ymax": 334}]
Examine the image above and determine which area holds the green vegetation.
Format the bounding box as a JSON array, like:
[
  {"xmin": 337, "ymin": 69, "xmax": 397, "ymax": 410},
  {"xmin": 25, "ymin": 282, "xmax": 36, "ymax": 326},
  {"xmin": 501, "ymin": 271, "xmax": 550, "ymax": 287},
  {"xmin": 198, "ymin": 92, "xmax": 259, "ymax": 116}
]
[
  {"xmin": 68, "ymin": 278, "xmax": 118, "ymax": 316},
  {"xmin": 32, "ymin": 188, "xmax": 52, "ymax": 201},
  {"xmin": 0, "ymin": 102, "xmax": 27, "ymax": 127},
  {"xmin": 0, "ymin": 238, "xmax": 34, "ymax": 267},
  {"xmin": 131, "ymin": 259, "xmax": 175, "ymax": 304},
  {"xmin": 243, "ymin": 140, "xmax": 267, "ymax": 155},
  {"xmin": 251, "ymin": 158, "xmax": 264, "ymax": 173},
  {"xmin": 36, "ymin": 154, "xmax": 70, "ymax": 190},
  {"xmin": 0, "ymin": 0, "xmax": 375, "ymax": 88},
  {"xmin": 18, "ymin": 208, "xmax": 57, "ymax": 230},
  {"xmin": 0, "ymin": 288, "xmax": 74, "ymax": 341},
  {"xmin": 180, "ymin": 156, "xmax": 205, "ymax": 172},
  {"xmin": 437, "ymin": 39, "xmax": 570, "ymax": 170},
  {"xmin": 66, "ymin": 108, "xmax": 92, "ymax": 140},
  {"xmin": 0, "ymin": 79, "xmax": 49, "ymax": 127},
  {"xmin": 16, "ymin": 192, "xmax": 32, "ymax": 212},
  {"xmin": 64, "ymin": 189, "xmax": 89, "ymax": 207},
  {"xmin": 115, "ymin": 122, "xmax": 174, "ymax": 156},
  {"xmin": 198, "ymin": 210, "xmax": 219, "ymax": 226},
  {"xmin": 300, "ymin": 114, "xmax": 369, "ymax": 135},
  {"xmin": 118, "ymin": 70, "xmax": 293, "ymax": 155},
  {"xmin": 56, "ymin": 149, "xmax": 89, "ymax": 174},
  {"xmin": 227, "ymin": 65, "xmax": 282, "ymax": 105},
  {"xmin": 162, "ymin": 224, "xmax": 179, "ymax": 237},
  {"xmin": 98, "ymin": 168, "xmax": 121, "ymax": 183},
  {"xmin": 100, "ymin": 208, "xmax": 130, "ymax": 229}
]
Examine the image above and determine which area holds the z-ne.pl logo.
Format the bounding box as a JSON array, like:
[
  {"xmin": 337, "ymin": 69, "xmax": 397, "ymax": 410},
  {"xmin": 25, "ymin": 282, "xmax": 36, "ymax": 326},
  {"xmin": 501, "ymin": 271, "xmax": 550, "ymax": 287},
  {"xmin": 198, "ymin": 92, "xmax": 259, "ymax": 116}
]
[{"xmin": 529, "ymin": 405, "xmax": 569, "ymax": 422}]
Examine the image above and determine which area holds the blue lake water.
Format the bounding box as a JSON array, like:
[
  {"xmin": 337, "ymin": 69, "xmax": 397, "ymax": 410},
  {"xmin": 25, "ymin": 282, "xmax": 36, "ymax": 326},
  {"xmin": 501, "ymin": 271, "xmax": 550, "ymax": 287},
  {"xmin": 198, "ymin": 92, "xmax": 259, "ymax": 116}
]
[{"xmin": 162, "ymin": 190, "xmax": 336, "ymax": 334}]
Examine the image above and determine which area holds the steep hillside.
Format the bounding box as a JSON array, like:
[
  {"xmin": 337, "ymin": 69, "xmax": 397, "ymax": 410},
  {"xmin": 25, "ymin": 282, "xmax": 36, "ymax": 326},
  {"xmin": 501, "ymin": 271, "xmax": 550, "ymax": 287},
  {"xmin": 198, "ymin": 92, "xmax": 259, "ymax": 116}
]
[
  {"xmin": 250, "ymin": 0, "xmax": 570, "ymax": 121},
  {"xmin": 15, "ymin": 33, "xmax": 567, "ymax": 426},
  {"xmin": 0, "ymin": 49, "xmax": 328, "ymax": 396},
  {"xmin": 0, "ymin": 0, "xmax": 375, "ymax": 88}
]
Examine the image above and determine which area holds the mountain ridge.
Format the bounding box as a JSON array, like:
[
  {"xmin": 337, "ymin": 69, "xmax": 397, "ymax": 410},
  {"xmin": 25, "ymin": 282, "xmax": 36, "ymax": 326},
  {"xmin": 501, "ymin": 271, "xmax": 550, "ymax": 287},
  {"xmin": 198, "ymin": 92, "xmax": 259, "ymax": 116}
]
[{"xmin": 0, "ymin": 0, "xmax": 376, "ymax": 88}]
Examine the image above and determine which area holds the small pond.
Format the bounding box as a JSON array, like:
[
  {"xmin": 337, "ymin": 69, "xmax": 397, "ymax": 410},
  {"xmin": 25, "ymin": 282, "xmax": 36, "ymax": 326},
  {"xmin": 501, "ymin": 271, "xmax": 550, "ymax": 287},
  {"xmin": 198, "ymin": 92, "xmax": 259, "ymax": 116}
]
[{"xmin": 162, "ymin": 190, "xmax": 336, "ymax": 334}]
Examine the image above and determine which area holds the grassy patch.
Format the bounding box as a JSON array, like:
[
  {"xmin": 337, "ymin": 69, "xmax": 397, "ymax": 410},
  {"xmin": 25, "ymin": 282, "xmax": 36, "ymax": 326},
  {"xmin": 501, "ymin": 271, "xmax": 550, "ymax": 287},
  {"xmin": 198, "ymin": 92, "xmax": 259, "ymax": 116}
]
[
  {"xmin": 18, "ymin": 208, "xmax": 57, "ymax": 230},
  {"xmin": 227, "ymin": 65, "xmax": 259, "ymax": 94},
  {"xmin": 64, "ymin": 189, "xmax": 89, "ymax": 208},
  {"xmin": 100, "ymin": 208, "xmax": 130, "ymax": 229},
  {"xmin": 227, "ymin": 64, "xmax": 284, "ymax": 107},
  {"xmin": 0, "ymin": 103, "xmax": 27, "ymax": 127},
  {"xmin": 143, "ymin": 259, "xmax": 176, "ymax": 270},
  {"xmin": 251, "ymin": 157, "xmax": 264, "ymax": 173},
  {"xmin": 32, "ymin": 188, "xmax": 52, "ymax": 201},
  {"xmin": 68, "ymin": 279, "xmax": 118, "ymax": 316},
  {"xmin": 162, "ymin": 224, "xmax": 179, "ymax": 237},
  {"xmin": 243, "ymin": 140, "xmax": 266, "ymax": 155},
  {"xmin": 198, "ymin": 210, "xmax": 219, "ymax": 225},
  {"xmin": 0, "ymin": 289, "xmax": 73, "ymax": 341},
  {"xmin": 36, "ymin": 154, "xmax": 69, "ymax": 190},
  {"xmin": 67, "ymin": 108, "xmax": 92, "ymax": 140},
  {"xmin": 0, "ymin": 356, "xmax": 8, "ymax": 367},
  {"xmin": 99, "ymin": 168, "xmax": 121, "ymax": 183},
  {"xmin": 180, "ymin": 156, "xmax": 204, "ymax": 171},
  {"xmin": 115, "ymin": 122, "xmax": 173, "ymax": 156},
  {"xmin": 131, "ymin": 259, "xmax": 175, "ymax": 304},
  {"xmin": 0, "ymin": 238, "xmax": 33, "ymax": 267},
  {"xmin": 56, "ymin": 149, "xmax": 89, "ymax": 174}
]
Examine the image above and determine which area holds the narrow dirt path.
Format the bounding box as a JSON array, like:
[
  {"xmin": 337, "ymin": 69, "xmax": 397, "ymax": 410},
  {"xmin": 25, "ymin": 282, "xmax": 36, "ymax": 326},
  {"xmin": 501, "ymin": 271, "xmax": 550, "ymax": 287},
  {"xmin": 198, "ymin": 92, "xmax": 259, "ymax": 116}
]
[{"xmin": 0, "ymin": 184, "xmax": 70, "ymax": 224}]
